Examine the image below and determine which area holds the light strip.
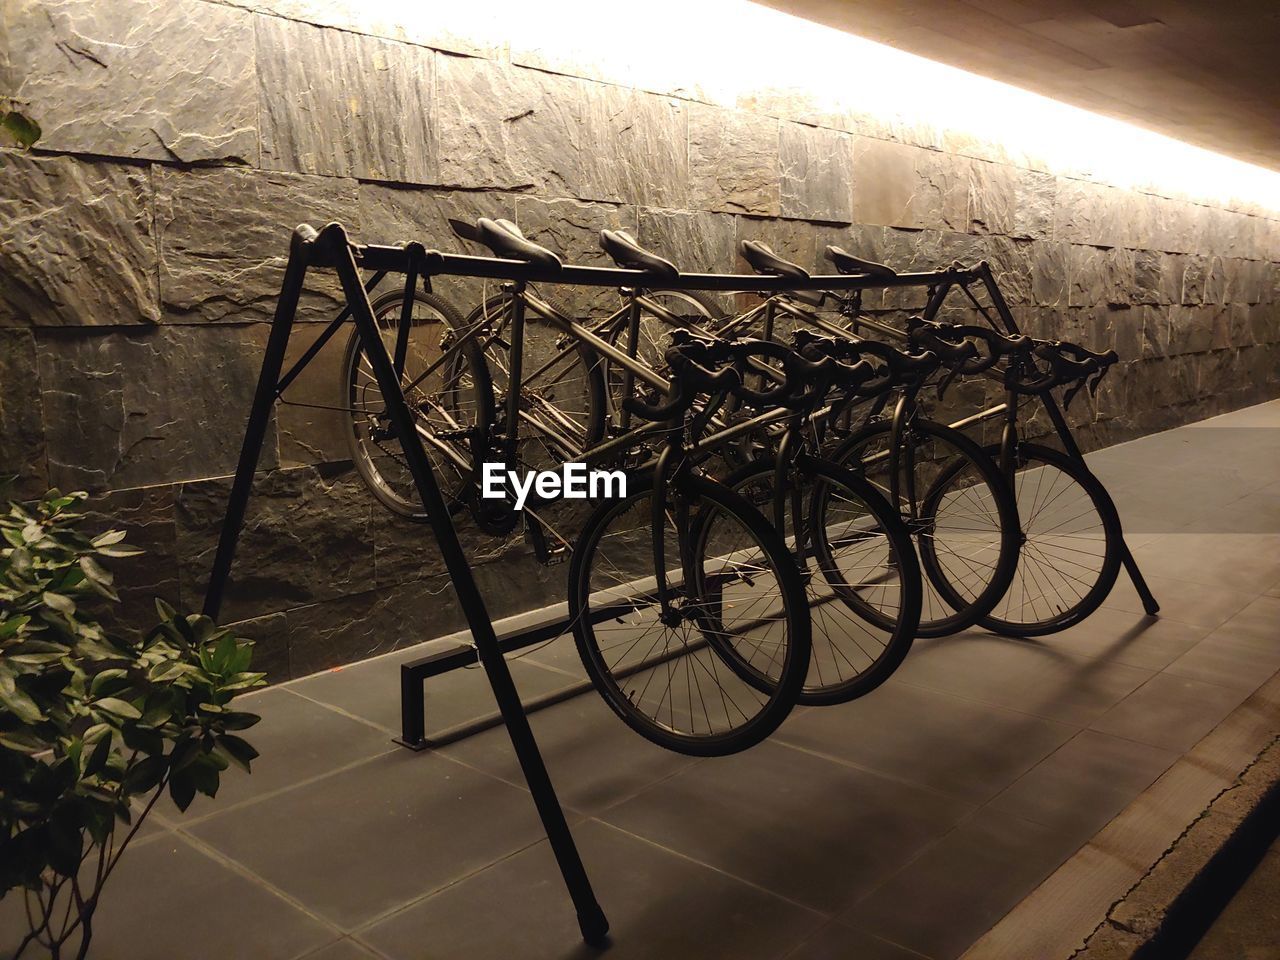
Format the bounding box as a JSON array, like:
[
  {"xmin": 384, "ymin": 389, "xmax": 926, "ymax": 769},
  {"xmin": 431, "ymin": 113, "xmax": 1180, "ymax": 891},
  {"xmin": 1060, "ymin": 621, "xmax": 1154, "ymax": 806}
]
[{"xmin": 365, "ymin": 0, "xmax": 1280, "ymax": 212}]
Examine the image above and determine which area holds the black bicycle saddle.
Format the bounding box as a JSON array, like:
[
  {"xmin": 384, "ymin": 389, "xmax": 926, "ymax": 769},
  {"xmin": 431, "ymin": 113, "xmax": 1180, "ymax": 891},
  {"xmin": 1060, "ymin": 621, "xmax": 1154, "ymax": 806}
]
[
  {"xmin": 469, "ymin": 217, "xmax": 563, "ymax": 272},
  {"xmin": 599, "ymin": 229, "xmax": 679, "ymax": 281},
  {"xmin": 824, "ymin": 245, "xmax": 896, "ymax": 278},
  {"xmin": 739, "ymin": 240, "xmax": 809, "ymax": 281}
]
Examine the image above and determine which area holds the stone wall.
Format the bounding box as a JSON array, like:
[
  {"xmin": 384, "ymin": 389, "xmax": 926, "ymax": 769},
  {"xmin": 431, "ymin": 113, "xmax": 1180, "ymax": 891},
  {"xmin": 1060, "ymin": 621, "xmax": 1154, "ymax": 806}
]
[{"xmin": 2, "ymin": 0, "xmax": 1278, "ymax": 681}]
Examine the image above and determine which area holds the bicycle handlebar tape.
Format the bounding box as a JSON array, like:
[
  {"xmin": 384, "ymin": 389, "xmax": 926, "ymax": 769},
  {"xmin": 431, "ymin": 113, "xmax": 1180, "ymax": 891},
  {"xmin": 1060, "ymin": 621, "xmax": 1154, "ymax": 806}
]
[
  {"xmin": 476, "ymin": 217, "xmax": 563, "ymax": 274},
  {"xmin": 600, "ymin": 229, "xmax": 679, "ymax": 281}
]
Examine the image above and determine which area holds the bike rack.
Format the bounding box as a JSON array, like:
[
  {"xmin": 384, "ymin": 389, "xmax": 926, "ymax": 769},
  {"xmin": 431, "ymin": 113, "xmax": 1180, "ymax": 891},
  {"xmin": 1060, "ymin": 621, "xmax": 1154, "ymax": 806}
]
[{"xmin": 206, "ymin": 220, "xmax": 1160, "ymax": 946}]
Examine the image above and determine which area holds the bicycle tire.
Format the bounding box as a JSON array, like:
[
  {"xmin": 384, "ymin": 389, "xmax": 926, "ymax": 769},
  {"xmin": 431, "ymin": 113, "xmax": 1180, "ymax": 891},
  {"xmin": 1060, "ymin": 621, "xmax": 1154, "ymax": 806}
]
[
  {"xmin": 342, "ymin": 289, "xmax": 492, "ymax": 522},
  {"xmin": 958, "ymin": 442, "xmax": 1123, "ymax": 637},
  {"xmin": 569, "ymin": 472, "xmax": 810, "ymax": 756},
  {"xmin": 829, "ymin": 418, "xmax": 1020, "ymax": 638},
  {"xmin": 726, "ymin": 456, "xmax": 922, "ymax": 705}
]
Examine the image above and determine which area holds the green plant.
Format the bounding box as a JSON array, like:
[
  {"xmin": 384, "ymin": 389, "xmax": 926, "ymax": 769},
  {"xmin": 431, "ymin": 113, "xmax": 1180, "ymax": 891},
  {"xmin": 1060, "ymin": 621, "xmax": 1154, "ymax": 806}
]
[
  {"xmin": 0, "ymin": 490, "xmax": 265, "ymax": 959},
  {"xmin": 1, "ymin": 97, "xmax": 41, "ymax": 148}
]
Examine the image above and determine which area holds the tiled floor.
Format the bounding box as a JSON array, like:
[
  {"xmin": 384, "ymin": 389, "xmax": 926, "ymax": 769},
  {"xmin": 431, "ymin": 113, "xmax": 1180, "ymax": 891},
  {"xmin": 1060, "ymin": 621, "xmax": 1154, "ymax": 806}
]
[{"xmin": 3, "ymin": 401, "xmax": 1279, "ymax": 960}]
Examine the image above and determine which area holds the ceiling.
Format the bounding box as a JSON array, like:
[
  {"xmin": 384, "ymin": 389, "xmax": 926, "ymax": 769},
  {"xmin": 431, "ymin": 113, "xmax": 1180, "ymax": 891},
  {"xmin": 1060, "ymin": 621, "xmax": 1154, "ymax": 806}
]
[{"xmin": 761, "ymin": 0, "xmax": 1280, "ymax": 171}]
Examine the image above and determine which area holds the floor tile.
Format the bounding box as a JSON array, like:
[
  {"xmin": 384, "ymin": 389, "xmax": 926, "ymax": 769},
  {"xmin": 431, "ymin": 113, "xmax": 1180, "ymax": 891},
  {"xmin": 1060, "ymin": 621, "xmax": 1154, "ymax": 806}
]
[
  {"xmin": 1163, "ymin": 631, "xmax": 1280, "ymax": 692},
  {"xmin": 1208, "ymin": 595, "xmax": 1280, "ymax": 647},
  {"xmin": 784, "ymin": 920, "xmax": 926, "ymax": 960},
  {"xmin": 1100, "ymin": 574, "xmax": 1256, "ymax": 631},
  {"xmin": 1037, "ymin": 604, "xmax": 1211, "ymax": 670},
  {"xmin": 299, "ymin": 937, "xmax": 383, "ymax": 960},
  {"xmin": 155, "ymin": 688, "xmax": 397, "ymax": 824},
  {"xmin": 600, "ymin": 739, "xmax": 973, "ymax": 914},
  {"xmin": 1089, "ymin": 673, "xmax": 1251, "ymax": 753},
  {"xmin": 290, "ymin": 641, "xmax": 579, "ymax": 738},
  {"xmin": 360, "ymin": 819, "xmax": 823, "ymax": 960},
  {"xmin": 844, "ymin": 806, "xmax": 1085, "ymax": 960},
  {"xmin": 986, "ymin": 729, "xmax": 1178, "ymax": 841},
  {"xmin": 189, "ymin": 749, "xmax": 555, "ymax": 930},
  {"xmin": 774, "ymin": 682, "xmax": 1077, "ymax": 804},
  {"xmin": 889, "ymin": 631, "xmax": 1153, "ymax": 727},
  {"xmin": 1130, "ymin": 533, "xmax": 1280, "ymax": 593},
  {"xmin": 0, "ymin": 833, "xmax": 334, "ymax": 960},
  {"xmin": 440, "ymin": 691, "xmax": 699, "ymax": 815}
]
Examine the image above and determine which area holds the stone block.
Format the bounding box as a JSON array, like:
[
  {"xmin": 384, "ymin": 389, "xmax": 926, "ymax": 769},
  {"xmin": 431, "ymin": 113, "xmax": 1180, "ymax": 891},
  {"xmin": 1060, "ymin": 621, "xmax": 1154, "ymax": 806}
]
[
  {"xmin": 434, "ymin": 54, "xmax": 584, "ymax": 196},
  {"xmin": 779, "ymin": 122, "xmax": 853, "ymax": 223},
  {"xmin": 1068, "ymin": 245, "xmax": 1132, "ymax": 307},
  {"xmin": 582, "ymin": 86, "xmax": 689, "ymax": 208},
  {"xmin": 985, "ymin": 236, "xmax": 1068, "ymax": 308},
  {"xmin": 1011, "ymin": 169, "xmax": 1056, "ymax": 241},
  {"xmin": 222, "ymin": 0, "xmax": 502, "ymax": 58},
  {"xmin": 220, "ymin": 611, "xmax": 290, "ymax": 685},
  {"xmin": 0, "ymin": 329, "xmax": 47, "ymax": 498},
  {"xmin": 6, "ymin": 0, "xmax": 256, "ymax": 163},
  {"xmin": 156, "ymin": 166, "xmax": 356, "ymax": 324},
  {"xmin": 1054, "ymin": 178, "xmax": 1122, "ymax": 248},
  {"xmin": 851, "ymin": 138, "xmax": 967, "ymax": 232},
  {"xmin": 688, "ymin": 103, "xmax": 781, "ymax": 216},
  {"xmin": 35, "ymin": 325, "xmax": 278, "ymax": 491},
  {"xmin": 0, "ymin": 151, "xmax": 158, "ymax": 326},
  {"xmin": 513, "ymin": 196, "xmax": 634, "ymax": 317},
  {"xmin": 276, "ymin": 321, "xmax": 352, "ymax": 469},
  {"xmin": 1204, "ymin": 257, "xmax": 1228, "ymax": 305},
  {"xmin": 1167, "ymin": 305, "xmax": 1215, "ymax": 355},
  {"xmin": 1141, "ymin": 305, "xmax": 1171, "ymax": 359},
  {"xmin": 1132, "ymin": 250, "xmax": 1180, "ymax": 305},
  {"xmin": 1086, "ymin": 305, "xmax": 1143, "ymax": 359},
  {"xmin": 175, "ymin": 462, "xmax": 373, "ymax": 624},
  {"xmin": 257, "ymin": 15, "xmax": 436, "ymax": 183},
  {"xmin": 1180, "ymin": 255, "xmax": 1208, "ymax": 305},
  {"xmin": 282, "ymin": 575, "xmax": 462, "ymax": 678},
  {"xmin": 637, "ymin": 207, "xmax": 736, "ymax": 276},
  {"xmin": 967, "ymin": 160, "xmax": 1017, "ymax": 237},
  {"xmin": 356, "ymin": 182, "xmax": 521, "ymax": 314}
]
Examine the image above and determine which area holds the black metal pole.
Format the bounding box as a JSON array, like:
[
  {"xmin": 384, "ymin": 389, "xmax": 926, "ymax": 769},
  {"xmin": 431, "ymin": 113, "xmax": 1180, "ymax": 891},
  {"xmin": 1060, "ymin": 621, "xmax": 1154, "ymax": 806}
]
[
  {"xmin": 321, "ymin": 224, "xmax": 609, "ymax": 946},
  {"xmin": 977, "ymin": 262, "xmax": 1159, "ymax": 616},
  {"xmin": 204, "ymin": 224, "xmax": 315, "ymax": 619}
]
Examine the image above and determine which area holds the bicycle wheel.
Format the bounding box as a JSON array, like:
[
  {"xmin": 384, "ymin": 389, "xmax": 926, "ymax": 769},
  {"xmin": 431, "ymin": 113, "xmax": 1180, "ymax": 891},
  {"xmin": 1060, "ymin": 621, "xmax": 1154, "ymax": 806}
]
[
  {"xmin": 830, "ymin": 418, "xmax": 1020, "ymax": 637},
  {"xmin": 728, "ymin": 457, "xmax": 922, "ymax": 705},
  {"xmin": 342, "ymin": 290, "xmax": 492, "ymax": 521},
  {"xmin": 602, "ymin": 289, "xmax": 725, "ymax": 414},
  {"xmin": 954, "ymin": 442, "xmax": 1123, "ymax": 637},
  {"xmin": 466, "ymin": 292, "xmax": 607, "ymax": 467},
  {"xmin": 569, "ymin": 473, "xmax": 810, "ymax": 756}
]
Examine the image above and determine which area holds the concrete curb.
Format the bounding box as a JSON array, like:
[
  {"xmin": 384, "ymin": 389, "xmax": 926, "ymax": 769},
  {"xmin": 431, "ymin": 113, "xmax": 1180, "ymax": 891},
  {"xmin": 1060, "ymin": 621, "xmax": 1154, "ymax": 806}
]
[{"xmin": 1073, "ymin": 735, "xmax": 1280, "ymax": 959}]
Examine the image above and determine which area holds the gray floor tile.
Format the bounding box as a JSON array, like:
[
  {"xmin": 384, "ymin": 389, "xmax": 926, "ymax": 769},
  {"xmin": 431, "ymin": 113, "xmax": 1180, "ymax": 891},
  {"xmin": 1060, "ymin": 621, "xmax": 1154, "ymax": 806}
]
[
  {"xmin": 360, "ymin": 819, "xmax": 823, "ymax": 960},
  {"xmin": 1163, "ymin": 632, "xmax": 1280, "ymax": 692},
  {"xmin": 784, "ymin": 921, "xmax": 927, "ymax": 960},
  {"xmin": 189, "ymin": 749, "xmax": 555, "ymax": 930},
  {"xmin": 439, "ymin": 691, "xmax": 699, "ymax": 815},
  {"xmin": 1208, "ymin": 595, "xmax": 1280, "ymax": 647},
  {"xmin": 1038, "ymin": 604, "xmax": 1211, "ymax": 670},
  {"xmin": 986, "ymin": 729, "xmax": 1178, "ymax": 840},
  {"xmin": 298, "ymin": 938, "xmax": 382, "ymax": 960},
  {"xmin": 889, "ymin": 632, "xmax": 1153, "ymax": 727},
  {"xmin": 843, "ymin": 806, "xmax": 1086, "ymax": 960},
  {"xmin": 600, "ymin": 739, "xmax": 973, "ymax": 914},
  {"xmin": 1089, "ymin": 673, "xmax": 1251, "ymax": 753},
  {"xmin": 1130, "ymin": 533, "xmax": 1280, "ymax": 593},
  {"xmin": 1100, "ymin": 575, "xmax": 1256, "ymax": 631},
  {"xmin": 0, "ymin": 833, "xmax": 334, "ymax": 960},
  {"xmin": 774, "ymin": 682, "xmax": 1077, "ymax": 804},
  {"xmin": 155, "ymin": 688, "xmax": 397, "ymax": 824},
  {"xmin": 290, "ymin": 642, "xmax": 580, "ymax": 737}
]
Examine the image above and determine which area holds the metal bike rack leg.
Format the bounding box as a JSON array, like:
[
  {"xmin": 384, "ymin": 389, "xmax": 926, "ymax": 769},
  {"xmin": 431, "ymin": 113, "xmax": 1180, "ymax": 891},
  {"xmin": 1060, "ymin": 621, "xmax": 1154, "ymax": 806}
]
[
  {"xmin": 976, "ymin": 262, "xmax": 1160, "ymax": 617},
  {"xmin": 204, "ymin": 223, "xmax": 609, "ymax": 948}
]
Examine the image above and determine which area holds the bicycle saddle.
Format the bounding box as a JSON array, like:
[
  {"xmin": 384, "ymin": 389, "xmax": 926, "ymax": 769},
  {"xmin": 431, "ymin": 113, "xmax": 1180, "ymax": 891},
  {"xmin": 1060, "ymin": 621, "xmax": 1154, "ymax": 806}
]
[
  {"xmin": 824, "ymin": 245, "xmax": 896, "ymax": 278},
  {"xmin": 739, "ymin": 240, "xmax": 809, "ymax": 281},
  {"xmin": 463, "ymin": 217, "xmax": 563, "ymax": 272},
  {"xmin": 599, "ymin": 229, "xmax": 679, "ymax": 281}
]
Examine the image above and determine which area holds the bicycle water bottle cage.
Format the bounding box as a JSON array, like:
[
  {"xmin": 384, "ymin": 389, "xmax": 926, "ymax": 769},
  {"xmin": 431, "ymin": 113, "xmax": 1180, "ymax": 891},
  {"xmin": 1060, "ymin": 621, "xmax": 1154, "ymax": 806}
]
[
  {"xmin": 599, "ymin": 229, "xmax": 679, "ymax": 281},
  {"xmin": 824, "ymin": 245, "xmax": 897, "ymax": 278},
  {"xmin": 472, "ymin": 217, "xmax": 563, "ymax": 273}
]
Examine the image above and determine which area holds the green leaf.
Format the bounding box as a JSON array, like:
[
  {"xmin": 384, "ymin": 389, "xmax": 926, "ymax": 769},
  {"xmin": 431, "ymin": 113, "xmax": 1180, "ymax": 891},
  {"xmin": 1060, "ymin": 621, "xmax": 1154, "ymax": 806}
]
[
  {"xmin": 42, "ymin": 591, "xmax": 76, "ymax": 616},
  {"xmin": 0, "ymin": 673, "xmax": 43, "ymax": 723},
  {"xmin": 122, "ymin": 755, "xmax": 167, "ymax": 795},
  {"xmin": 216, "ymin": 734, "xmax": 259, "ymax": 772},
  {"xmin": 168, "ymin": 771, "xmax": 197, "ymax": 812},
  {"xmin": 218, "ymin": 711, "xmax": 261, "ymax": 731},
  {"xmin": 93, "ymin": 697, "xmax": 142, "ymax": 720},
  {"xmin": 91, "ymin": 529, "xmax": 127, "ymax": 547},
  {"xmin": 84, "ymin": 732, "xmax": 113, "ymax": 777},
  {"xmin": 0, "ymin": 614, "xmax": 30, "ymax": 640}
]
